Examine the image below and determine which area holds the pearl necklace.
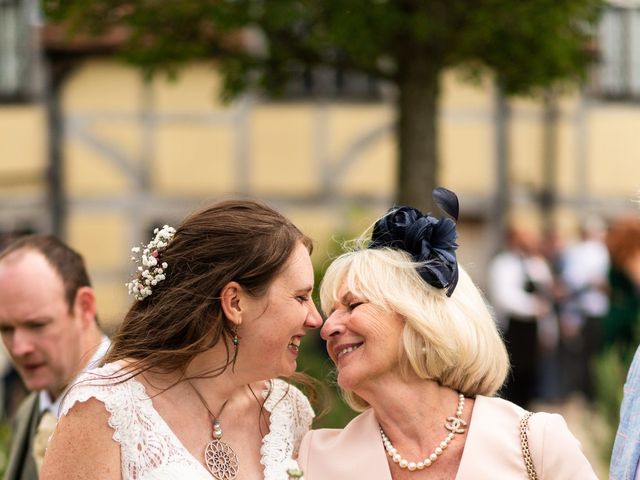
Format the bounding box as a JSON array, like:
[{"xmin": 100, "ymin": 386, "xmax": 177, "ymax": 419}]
[{"xmin": 380, "ymin": 393, "xmax": 467, "ymax": 472}]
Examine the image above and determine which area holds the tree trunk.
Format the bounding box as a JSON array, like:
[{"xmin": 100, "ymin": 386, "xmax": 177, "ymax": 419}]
[
  {"xmin": 492, "ymin": 80, "xmax": 511, "ymax": 255},
  {"xmin": 541, "ymin": 89, "xmax": 559, "ymax": 239},
  {"xmin": 46, "ymin": 59, "xmax": 75, "ymax": 238},
  {"xmin": 396, "ymin": 53, "xmax": 441, "ymax": 213}
]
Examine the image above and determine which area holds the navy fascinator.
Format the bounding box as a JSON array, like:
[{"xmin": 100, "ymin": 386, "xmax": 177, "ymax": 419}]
[{"xmin": 369, "ymin": 188, "xmax": 460, "ymax": 296}]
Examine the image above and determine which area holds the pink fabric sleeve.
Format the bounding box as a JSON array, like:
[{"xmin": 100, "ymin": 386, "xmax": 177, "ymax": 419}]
[{"xmin": 529, "ymin": 412, "xmax": 599, "ymax": 479}]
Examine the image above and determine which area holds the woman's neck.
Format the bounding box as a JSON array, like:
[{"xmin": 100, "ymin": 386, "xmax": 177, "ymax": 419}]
[
  {"xmin": 137, "ymin": 343, "xmax": 262, "ymax": 410},
  {"xmin": 359, "ymin": 377, "xmax": 464, "ymax": 451},
  {"xmin": 187, "ymin": 345, "xmax": 273, "ymax": 410}
]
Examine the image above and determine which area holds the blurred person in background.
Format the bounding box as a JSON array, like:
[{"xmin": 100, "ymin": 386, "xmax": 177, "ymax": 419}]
[
  {"xmin": 300, "ymin": 190, "xmax": 597, "ymax": 479},
  {"xmin": 557, "ymin": 216, "xmax": 609, "ymax": 402},
  {"xmin": 0, "ymin": 235, "xmax": 108, "ymax": 480},
  {"xmin": 0, "ymin": 234, "xmax": 28, "ymax": 421},
  {"xmin": 488, "ymin": 225, "xmax": 557, "ymax": 408},
  {"xmin": 608, "ymin": 215, "xmax": 640, "ymax": 480},
  {"xmin": 601, "ymin": 217, "xmax": 640, "ymax": 354},
  {"xmin": 539, "ymin": 228, "xmax": 570, "ymax": 402}
]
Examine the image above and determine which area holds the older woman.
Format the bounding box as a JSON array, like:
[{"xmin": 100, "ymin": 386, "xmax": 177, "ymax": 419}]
[{"xmin": 299, "ymin": 189, "xmax": 597, "ymax": 479}]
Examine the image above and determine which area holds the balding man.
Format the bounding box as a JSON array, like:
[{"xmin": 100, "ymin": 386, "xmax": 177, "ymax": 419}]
[{"xmin": 0, "ymin": 235, "xmax": 108, "ymax": 480}]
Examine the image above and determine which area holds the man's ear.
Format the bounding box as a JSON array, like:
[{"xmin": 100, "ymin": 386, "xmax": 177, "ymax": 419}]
[
  {"xmin": 74, "ymin": 287, "xmax": 97, "ymax": 327},
  {"xmin": 220, "ymin": 281, "xmax": 244, "ymax": 327}
]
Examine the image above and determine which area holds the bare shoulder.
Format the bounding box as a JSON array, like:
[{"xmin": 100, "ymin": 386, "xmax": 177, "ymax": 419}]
[{"xmin": 40, "ymin": 397, "xmax": 120, "ymax": 480}]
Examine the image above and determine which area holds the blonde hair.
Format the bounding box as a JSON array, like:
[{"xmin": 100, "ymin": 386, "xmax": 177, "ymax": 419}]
[{"xmin": 320, "ymin": 247, "xmax": 509, "ymax": 411}]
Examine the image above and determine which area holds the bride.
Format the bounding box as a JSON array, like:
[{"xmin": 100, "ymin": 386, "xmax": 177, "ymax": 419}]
[{"xmin": 41, "ymin": 200, "xmax": 322, "ymax": 480}]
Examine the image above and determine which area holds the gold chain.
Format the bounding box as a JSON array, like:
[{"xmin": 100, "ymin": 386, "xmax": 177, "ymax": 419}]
[{"xmin": 519, "ymin": 411, "xmax": 538, "ymax": 480}]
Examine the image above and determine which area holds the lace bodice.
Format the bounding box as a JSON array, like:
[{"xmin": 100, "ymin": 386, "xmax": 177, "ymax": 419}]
[{"xmin": 60, "ymin": 362, "xmax": 314, "ymax": 480}]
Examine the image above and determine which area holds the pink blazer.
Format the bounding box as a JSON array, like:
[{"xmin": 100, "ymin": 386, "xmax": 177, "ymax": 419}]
[{"xmin": 298, "ymin": 395, "xmax": 598, "ymax": 479}]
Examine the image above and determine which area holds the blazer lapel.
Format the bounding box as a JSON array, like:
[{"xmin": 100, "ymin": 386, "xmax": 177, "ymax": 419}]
[
  {"xmin": 301, "ymin": 409, "xmax": 392, "ymax": 480},
  {"xmin": 4, "ymin": 393, "xmax": 40, "ymax": 480},
  {"xmin": 353, "ymin": 409, "xmax": 393, "ymax": 479}
]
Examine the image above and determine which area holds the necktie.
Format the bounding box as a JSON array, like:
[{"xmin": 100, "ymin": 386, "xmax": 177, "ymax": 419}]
[{"xmin": 32, "ymin": 410, "xmax": 57, "ymax": 473}]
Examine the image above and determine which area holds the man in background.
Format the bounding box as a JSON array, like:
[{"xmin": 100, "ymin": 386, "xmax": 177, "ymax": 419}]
[
  {"xmin": 488, "ymin": 226, "xmax": 557, "ymax": 407},
  {"xmin": 0, "ymin": 233, "xmax": 27, "ymax": 421},
  {"xmin": 559, "ymin": 216, "xmax": 609, "ymax": 400},
  {"xmin": 0, "ymin": 235, "xmax": 108, "ymax": 480}
]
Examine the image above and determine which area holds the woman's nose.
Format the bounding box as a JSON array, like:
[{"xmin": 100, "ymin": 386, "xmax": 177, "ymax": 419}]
[
  {"xmin": 305, "ymin": 301, "xmax": 323, "ymax": 329},
  {"xmin": 320, "ymin": 311, "xmax": 344, "ymax": 340}
]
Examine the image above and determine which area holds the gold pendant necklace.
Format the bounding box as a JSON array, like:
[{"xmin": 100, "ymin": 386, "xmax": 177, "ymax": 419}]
[
  {"xmin": 204, "ymin": 417, "xmax": 239, "ymax": 480},
  {"xmin": 189, "ymin": 381, "xmax": 239, "ymax": 480}
]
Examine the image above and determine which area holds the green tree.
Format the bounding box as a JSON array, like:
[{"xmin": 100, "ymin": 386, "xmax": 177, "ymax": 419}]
[{"xmin": 44, "ymin": 0, "xmax": 601, "ymax": 211}]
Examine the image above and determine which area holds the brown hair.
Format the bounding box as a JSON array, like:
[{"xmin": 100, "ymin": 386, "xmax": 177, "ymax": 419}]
[
  {"xmin": 104, "ymin": 199, "xmax": 313, "ymax": 380},
  {"xmin": 606, "ymin": 216, "xmax": 640, "ymax": 269},
  {"xmin": 0, "ymin": 234, "xmax": 93, "ymax": 312}
]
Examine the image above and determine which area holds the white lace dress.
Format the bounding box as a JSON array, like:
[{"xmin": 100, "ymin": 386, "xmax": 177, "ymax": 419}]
[{"xmin": 60, "ymin": 362, "xmax": 314, "ymax": 480}]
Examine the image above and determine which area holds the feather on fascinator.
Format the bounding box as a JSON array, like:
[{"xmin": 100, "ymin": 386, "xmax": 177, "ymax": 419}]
[{"xmin": 369, "ymin": 187, "xmax": 460, "ymax": 296}]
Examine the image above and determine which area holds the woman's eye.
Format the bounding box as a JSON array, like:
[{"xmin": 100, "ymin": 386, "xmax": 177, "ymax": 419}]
[{"xmin": 348, "ymin": 302, "xmax": 363, "ymax": 311}]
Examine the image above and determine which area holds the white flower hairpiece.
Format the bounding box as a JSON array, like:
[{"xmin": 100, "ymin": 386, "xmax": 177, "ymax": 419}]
[{"xmin": 126, "ymin": 225, "xmax": 176, "ymax": 300}]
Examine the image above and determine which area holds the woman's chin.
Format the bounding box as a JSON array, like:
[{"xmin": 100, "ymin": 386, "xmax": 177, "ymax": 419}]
[
  {"xmin": 336, "ymin": 370, "xmax": 362, "ymax": 393},
  {"xmin": 278, "ymin": 362, "xmax": 297, "ymax": 378}
]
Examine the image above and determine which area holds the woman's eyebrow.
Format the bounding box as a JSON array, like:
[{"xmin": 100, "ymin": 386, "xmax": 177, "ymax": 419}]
[
  {"xmin": 326, "ymin": 291, "xmax": 351, "ymax": 316},
  {"xmin": 339, "ymin": 291, "xmax": 354, "ymax": 305}
]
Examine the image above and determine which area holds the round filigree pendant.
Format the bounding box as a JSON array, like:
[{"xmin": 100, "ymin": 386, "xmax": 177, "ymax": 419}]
[{"xmin": 204, "ymin": 439, "xmax": 239, "ymax": 480}]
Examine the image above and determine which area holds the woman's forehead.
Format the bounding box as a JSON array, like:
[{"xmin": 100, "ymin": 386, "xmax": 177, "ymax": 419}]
[{"xmin": 335, "ymin": 276, "xmax": 366, "ymax": 301}]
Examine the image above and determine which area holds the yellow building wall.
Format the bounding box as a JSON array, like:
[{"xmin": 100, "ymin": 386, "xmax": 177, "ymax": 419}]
[
  {"xmin": 588, "ymin": 105, "xmax": 640, "ymax": 195},
  {"xmin": 153, "ymin": 63, "xmax": 227, "ymax": 112},
  {"xmin": 441, "ymin": 120, "xmax": 494, "ymax": 193},
  {"xmin": 66, "ymin": 139, "xmax": 134, "ymax": 195},
  {"xmin": 63, "ymin": 61, "xmax": 144, "ymax": 112},
  {"xmin": 3, "ymin": 58, "xmax": 640, "ymax": 325},
  {"xmin": 250, "ymin": 105, "xmax": 317, "ymax": 195},
  {"xmin": 0, "ymin": 106, "xmax": 46, "ymax": 196},
  {"xmin": 66, "ymin": 212, "xmax": 130, "ymax": 325},
  {"xmin": 155, "ymin": 124, "xmax": 236, "ymax": 193},
  {"xmin": 440, "ymin": 71, "xmax": 495, "ymax": 194},
  {"xmin": 557, "ymin": 117, "xmax": 578, "ymax": 195}
]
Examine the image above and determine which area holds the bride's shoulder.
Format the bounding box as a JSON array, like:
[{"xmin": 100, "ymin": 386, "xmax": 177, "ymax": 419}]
[
  {"xmin": 42, "ymin": 396, "xmax": 120, "ymax": 480},
  {"xmin": 72, "ymin": 360, "xmax": 137, "ymax": 388},
  {"xmin": 62, "ymin": 360, "xmax": 147, "ymax": 415}
]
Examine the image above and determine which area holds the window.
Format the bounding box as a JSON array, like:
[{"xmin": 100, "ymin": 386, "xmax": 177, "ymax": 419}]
[
  {"xmin": 593, "ymin": 3, "xmax": 640, "ymax": 99},
  {"xmin": 281, "ymin": 65, "xmax": 384, "ymax": 101},
  {"xmin": 0, "ymin": 0, "xmax": 42, "ymax": 102}
]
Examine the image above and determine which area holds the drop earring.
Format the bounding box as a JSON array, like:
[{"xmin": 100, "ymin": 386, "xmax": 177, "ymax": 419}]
[{"xmin": 231, "ymin": 326, "xmax": 239, "ymax": 371}]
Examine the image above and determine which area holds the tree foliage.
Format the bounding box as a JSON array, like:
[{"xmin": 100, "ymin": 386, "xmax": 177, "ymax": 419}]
[{"xmin": 44, "ymin": 0, "xmax": 603, "ymax": 210}]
